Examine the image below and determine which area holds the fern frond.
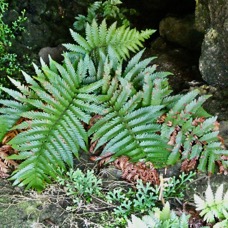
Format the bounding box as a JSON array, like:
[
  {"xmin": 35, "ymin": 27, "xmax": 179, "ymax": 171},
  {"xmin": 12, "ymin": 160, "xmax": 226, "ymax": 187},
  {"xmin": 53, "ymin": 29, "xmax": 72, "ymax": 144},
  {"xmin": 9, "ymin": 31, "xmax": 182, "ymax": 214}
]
[
  {"xmin": 64, "ymin": 20, "xmax": 155, "ymax": 61},
  {"xmin": 7, "ymin": 56, "xmax": 103, "ymax": 190},
  {"xmin": 0, "ymin": 80, "xmax": 34, "ymax": 138},
  {"xmin": 194, "ymin": 184, "xmax": 228, "ymax": 223},
  {"xmin": 89, "ymin": 77, "xmax": 169, "ymax": 165}
]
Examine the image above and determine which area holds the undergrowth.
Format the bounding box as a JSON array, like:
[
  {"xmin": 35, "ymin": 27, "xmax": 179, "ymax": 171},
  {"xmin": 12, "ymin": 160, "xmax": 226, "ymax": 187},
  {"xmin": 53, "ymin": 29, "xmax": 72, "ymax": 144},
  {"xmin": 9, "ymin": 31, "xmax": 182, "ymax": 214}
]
[
  {"xmin": 0, "ymin": 17, "xmax": 226, "ymax": 190},
  {"xmin": 0, "ymin": 0, "xmax": 28, "ymax": 88},
  {"xmin": 56, "ymin": 168, "xmax": 195, "ymax": 227}
]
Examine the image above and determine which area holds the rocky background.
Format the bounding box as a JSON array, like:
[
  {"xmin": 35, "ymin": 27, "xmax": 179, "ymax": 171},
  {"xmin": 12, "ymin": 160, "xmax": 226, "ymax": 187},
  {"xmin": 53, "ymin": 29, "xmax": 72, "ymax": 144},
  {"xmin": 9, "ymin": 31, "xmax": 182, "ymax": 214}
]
[
  {"xmin": 3, "ymin": 0, "xmax": 228, "ymax": 148},
  {"xmin": 2, "ymin": 0, "xmax": 228, "ymax": 158},
  {"xmin": 4, "ymin": 0, "xmax": 228, "ymax": 88}
]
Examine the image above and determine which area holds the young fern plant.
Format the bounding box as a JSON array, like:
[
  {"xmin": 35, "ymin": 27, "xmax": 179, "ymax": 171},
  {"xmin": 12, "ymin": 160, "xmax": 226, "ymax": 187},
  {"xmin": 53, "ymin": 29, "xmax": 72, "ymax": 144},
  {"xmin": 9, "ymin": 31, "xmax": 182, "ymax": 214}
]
[
  {"xmin": 194, "ymin": 184, "xmax": 228, "ymax": 227},
  {"xmin": 0, "ymin": 19, "xmax": 227, "ymax": 190},
  {"xmin": 87, "ymin": 53, "xmax": 175, "ymax": 165},
  {"xmin": 88, "ymin": 75, "xmax": 169, "ymax": 166}
]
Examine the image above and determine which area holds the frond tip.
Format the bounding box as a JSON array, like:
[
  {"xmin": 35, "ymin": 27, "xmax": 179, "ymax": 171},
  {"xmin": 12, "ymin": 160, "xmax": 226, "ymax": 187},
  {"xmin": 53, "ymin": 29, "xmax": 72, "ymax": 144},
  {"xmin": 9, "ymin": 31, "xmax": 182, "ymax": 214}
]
[{"xmin": 64, "ymin": 20, "xmax": 155, "ymax": 61}]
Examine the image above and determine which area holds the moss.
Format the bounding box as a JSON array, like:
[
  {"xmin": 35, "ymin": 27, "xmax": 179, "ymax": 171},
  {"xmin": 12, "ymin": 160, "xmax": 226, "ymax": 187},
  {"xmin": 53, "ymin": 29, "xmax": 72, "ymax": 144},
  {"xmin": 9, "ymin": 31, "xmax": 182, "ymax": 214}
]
[
  {"xmin": 195, "ymin": 0, "xmax": 210, "ymax": 33},
  {"xmin": 0, "ymin": 188, "xmax": 42, "ymax": 227}
]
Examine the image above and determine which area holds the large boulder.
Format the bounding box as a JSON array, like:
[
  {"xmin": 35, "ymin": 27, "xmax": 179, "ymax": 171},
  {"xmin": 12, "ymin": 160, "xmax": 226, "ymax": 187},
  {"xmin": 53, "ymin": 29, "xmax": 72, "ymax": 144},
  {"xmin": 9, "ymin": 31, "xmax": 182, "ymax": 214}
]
[
  {"xmin": 196, "ymin": 0, "xmax": 228, "ymax": 88},
  {"xmin": 149, "ymin": 37, "xmax": 202, "ymax": 92},
  {"xmin": 124, "ymin": 0, "xmax": 195, "ymax": 29},
  {"xmin": 159, "ymin": 15, "xmax": 203, "ymax": 50}
]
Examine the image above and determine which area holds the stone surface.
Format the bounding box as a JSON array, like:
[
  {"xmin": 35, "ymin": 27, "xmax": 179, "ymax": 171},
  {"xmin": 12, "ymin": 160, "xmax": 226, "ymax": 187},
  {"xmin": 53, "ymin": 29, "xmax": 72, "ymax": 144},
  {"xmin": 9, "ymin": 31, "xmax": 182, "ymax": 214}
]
[
  {"xmin": 219, "ymin": 121, "xmax": 228, "ymax": 149},
  {"xmin": 4, "ymin": 0, "xmax": 92, "ymax": 62},
  {"xmin": 38, "ymin": 44, "xmax": 66, "ymax": 64},
  {"xmin": 186, "ymin": 173, "xmax": 228, "ymax": 199},
  {"xmin": 159, "ymin": 15, "xmax": 203, "ymax": 50},
  {"xmin": 195, "ymin": 0, "xmax": 210, "ymax": 33},
  {"xmin": 196, "ymin": 0, "xmax": 228, "ymax": 88},
  {"xmin": 148, "ymin": 37, "xmax": 202, "ymax": 92},
  {"xmin": 124, "ymin": 0, "xmax": 195, "ymax": 29}
]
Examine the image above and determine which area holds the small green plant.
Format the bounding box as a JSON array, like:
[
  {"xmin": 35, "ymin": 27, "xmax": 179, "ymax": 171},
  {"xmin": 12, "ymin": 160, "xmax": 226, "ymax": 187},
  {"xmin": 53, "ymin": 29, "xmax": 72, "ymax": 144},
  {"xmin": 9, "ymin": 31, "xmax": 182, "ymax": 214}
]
[
  {"xmin": 107, "ymin": 180, "xmax": 158, "ymax": 218},
  {"xmin": 73, "ymin": 0, "xmax": 136, "ymax": 31},
  {"xmin": 127, "ymin": 202, "xmax": 190, "ymax": 228},
  {"xmin": 161, "ymin": 171, "xmax": 196, "ymax": 200},
  {"xmin": 194, "ymin": 184, "xmax": 228, "ymax": 227},
  {"xmin": 0, "ymin": 0, "xmax": 27, "ymax": 88},
  {"xmin": 57, "ymin": 168, "xmax": 102, "ymax": 210},
  {"xmin": 106, "ymin": 172, "xmax": 195, "ymax": 220}
]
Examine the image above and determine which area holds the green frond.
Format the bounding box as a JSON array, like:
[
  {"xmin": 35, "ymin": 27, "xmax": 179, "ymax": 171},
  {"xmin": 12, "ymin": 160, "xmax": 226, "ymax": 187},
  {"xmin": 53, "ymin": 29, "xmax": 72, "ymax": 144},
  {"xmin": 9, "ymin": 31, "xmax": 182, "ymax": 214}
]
[
  {"xmin": 0, "ymin": 80, "xmax": 33, "ymax": 137},
  {"xmin": 192, "ymin": 116, "xmax": 217, "ymax": 136},
  {"xmin": 89, "ymin": 77, "xmax": 168, "ymax": 164},
  {"xmin": 167, "ymin": 131, "xmax": 182, "ymax": 165},
  {"xmin": 169, "ymin": 89, "xmax": 199, "ymax": 115},
  {"xmin": 64, "ymin": 20, "xmax": 155, "ymax": 62},
  {"xmin": 161, "ymin": 89, "xmax": 228, "ymax": 171},
  {"xmin": 6, "ymin": 56, "xmax": 104, "ymax": 190},
  {"xmin": 194, "ymin": 184, "xmax": 228, "ymax": 224}
]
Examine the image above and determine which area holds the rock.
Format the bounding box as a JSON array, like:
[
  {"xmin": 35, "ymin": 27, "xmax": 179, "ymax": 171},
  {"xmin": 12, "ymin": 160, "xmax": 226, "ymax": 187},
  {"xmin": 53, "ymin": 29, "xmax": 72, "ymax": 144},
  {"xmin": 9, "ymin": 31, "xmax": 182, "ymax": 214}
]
[
  {"xmin": 196, "ymin": 0, "xmax": 228, "ymax": 88},
  {"xmin": 148, "ymin": 37, "xmax": 202, "ymax": 92},
  {"xmin": 219, "ymin": 121, "xmax": 228, "ymax": 149},
  {"xmin": 159, "ymin": 15, "xmax": 203, "ymax": 50},
  {"xmin": 0, "ymin": 179, "xmax": 91, "ymax": 227},
  {"xmin": 4, "ymin": 0, "xmax": 92, "ymax": 59},
  {"xmin": 124, "ymin": 0, "xmax": 195, "ymax": 29},
  {"xmin": 199, "ymin": 27, "xmax": 228, "ymax": 87},
  {"xmin": 20, "ymin": 19, "xmax": 51, "ymax": 50},
  {"xmin": 38, "ymin": 44, "xmax": 66, "ymax": 64},
  {"xmin": 195, "ymin": 0, "xmax": 210, "ymax": 33},
  {"xmin": 186, "ymin": 173, "xmax": 228, "ymax": 200}
]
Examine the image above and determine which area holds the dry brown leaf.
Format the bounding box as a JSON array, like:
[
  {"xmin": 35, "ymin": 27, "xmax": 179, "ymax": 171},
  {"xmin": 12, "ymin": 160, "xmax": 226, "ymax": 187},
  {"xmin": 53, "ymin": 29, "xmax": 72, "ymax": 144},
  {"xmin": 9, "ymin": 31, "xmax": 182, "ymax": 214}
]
[{"xmin": 0, "ymin": 145, "xmax": 18, "ymax": 178}]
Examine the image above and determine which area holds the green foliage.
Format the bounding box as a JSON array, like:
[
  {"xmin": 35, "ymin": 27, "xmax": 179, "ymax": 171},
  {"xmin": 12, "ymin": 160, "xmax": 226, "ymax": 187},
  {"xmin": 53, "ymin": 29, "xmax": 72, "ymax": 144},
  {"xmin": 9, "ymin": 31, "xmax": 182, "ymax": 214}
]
[
  {"xmin": 57, "ymin": 171, "xmax": 194, "ymax": 226},
  {"xmin": 4, "ymin": 56, "xmax": 104, "ymax": 190},
  {"xmin": 161, "ymin": 171, "xmax": 196, "ymax": 200},
  {"xmin": 57, "ymin": 168, "xmax": 102, "ymax": 210},
  {"xmin": 73, "ymin": 0, "xmax": 136, "ymax": 31},
  {"xmin": 161, "ymin": 90, "xmax": 228, "ymax": 173},
  {"xmin": 0, "ymin": 21, "xmax": 155, "ymax": 190},
  {"xmin": 127, "ymin": 202, "xmax": 190, "ymax": 228},
  {"xmin": 0, "ymin": 0, "xmax": 27, "ymax": 82},
  {"xmin": 88, "ymin": 76, "xmax": 169, "ymax": 165},
  {"xmin": 106, "ymin": 180, "xmax": 158, "ymax": 218},
  {"xmin": 194, "ymin": 184, "xmax": 228, "ymax": 227},
  {"xmin": 65, "ymin": 19, "xmax": 155, "ymax": 61},
  {"xmin": 0, "ymin": 18, "xmax": 227, "ymax": 190},
  {"xmin": 106, "ymin": 172, "xmax": 195, "ymax": 219}
]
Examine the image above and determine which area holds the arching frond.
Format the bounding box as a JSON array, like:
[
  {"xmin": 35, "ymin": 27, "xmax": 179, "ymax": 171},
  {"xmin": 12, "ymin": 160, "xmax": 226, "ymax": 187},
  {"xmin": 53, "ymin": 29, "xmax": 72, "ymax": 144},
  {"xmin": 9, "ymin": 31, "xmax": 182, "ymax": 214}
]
[
  {"xmin": 6, "ymin": 56, "xmax": 103, "ymax": 190},
  {"xmin": 64, "ymin": 20, "xmax": 155, "ymax": 61}
]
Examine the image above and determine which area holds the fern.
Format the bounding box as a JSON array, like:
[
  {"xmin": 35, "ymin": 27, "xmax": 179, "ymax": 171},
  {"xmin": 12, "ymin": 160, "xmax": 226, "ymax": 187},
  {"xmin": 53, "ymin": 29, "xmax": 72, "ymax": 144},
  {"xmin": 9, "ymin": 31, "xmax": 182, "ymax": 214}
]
[
  {"xmin": 88, "ymin": 76, "xmax": 169, "ymax": 166},
  {"xmin": 0, "ymin": 19, "xmax": 227, "ymax": 190},
  {"xmin": 160, "ymin": 90, "xmax": 228, "ymax": 173},
  {"xmin": 73, "ymin": 0, "xmax": 133, "ymax": 31},
  {"xmin": 194, "ymin": 184, "xmax": 228, "ymax": 226},
  {"xmin": 4, "ymin": 56, "xmax": 103, "ymax": 190},
  {"xmin": 127, "ymin": 202, "xmax": 190, "ymax": 228},
  {"xmin": 0, "ymin": 80, "xmax": 34, "ymax": 139},
  {"xmin": 64, "ymin": 19, "xmax": 155, "ymax": 61}
]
